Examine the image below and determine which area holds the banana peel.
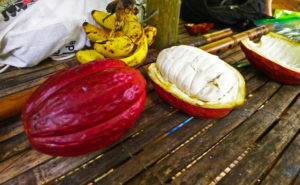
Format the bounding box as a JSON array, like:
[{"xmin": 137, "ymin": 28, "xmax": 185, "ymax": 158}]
[
  {"xmin": 121, "ymin": 20, "xmax": 143, "ymax": 44},
  {"xmin": 92, "ymin": 10, "xmax": 116, "ymax": 30},
  {"xmin": 120, "ymin": 32, "xmax": 148, "ymax": 67},
  {"xmin": 92, "ymin": 10, "xmax": 138, "ymax": 30},
  {"xmin": 94, "ymin": 36, "xmax": 137, "ymax": 59},
  {"xmin": 76, "ymin": 50, "xmax": 105, "ymax": 64},
  {"xmin": 144, "ymin": 25, "xmax": 157, "ymax": 46},
  {"xmin": 82, "ymin": 22, "xmax": 110, "ymax": 43}
]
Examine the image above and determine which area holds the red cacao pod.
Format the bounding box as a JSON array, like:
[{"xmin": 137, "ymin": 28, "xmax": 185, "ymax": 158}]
[
  {"xmin": 148, "ymin": 46, "xmax": 245, "ymax": 119},
  {"xmin": 241, "ymin": 32, "xmax": 300, "ymax": 85},
  {"xmin": 184, "ymin": 23, "xmax": 215, "ymax": 36},
  {"xmin": 22, "ymin": 59, "xmax": 146, "ymax": 156}
]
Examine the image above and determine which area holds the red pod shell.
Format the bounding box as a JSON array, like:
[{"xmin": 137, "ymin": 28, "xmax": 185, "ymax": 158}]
[
  {"xmin": 241, "ymin": 43, "xmax": 300, "ymax": 85},
  {"xmin": 151, "ymin": 80, "xmax": 232, "ymax": 119},
  {"xmin": 184, "ymin": 23, "xmax": 215, "ymax": 36},
  {"xmin": 241, "ymin": 32, "xmax": 300, "ymax": 85},
  {"xmin": 22, "ymin": 59, "xmax": 146, "ymax": 156}
]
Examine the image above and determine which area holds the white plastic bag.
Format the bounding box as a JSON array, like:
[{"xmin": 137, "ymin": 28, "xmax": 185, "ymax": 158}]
[{"xmin": 0, "ymin": 0, "xmax": 113, "ymax": 70}]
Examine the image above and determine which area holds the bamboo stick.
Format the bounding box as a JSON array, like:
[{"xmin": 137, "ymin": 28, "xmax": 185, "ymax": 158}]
[
  {"xmin": 200, "ymin": 23, "xmax": 275, "ymax": 54},
  {"xmin": 184, "ymin": 28, "xmax": 233, "ymax": 47},
  {"xmin": 144, "ymin": 23, "xmax": 274, "ymax": 65}
]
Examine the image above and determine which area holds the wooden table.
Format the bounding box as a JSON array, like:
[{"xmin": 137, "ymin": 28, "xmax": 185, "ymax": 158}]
[{"xmin": 0, "ymin": 26, "xmax": 299, "ymax": 185}]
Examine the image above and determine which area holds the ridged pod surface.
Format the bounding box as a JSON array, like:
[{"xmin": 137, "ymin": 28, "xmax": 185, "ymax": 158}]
[
  {"xmin": 22, "ymin": 59, "xmax": 146, "ymax": 156},
  {"xmin": 241, "ymin": 32, "xmax": 300, "ymax": 85}
]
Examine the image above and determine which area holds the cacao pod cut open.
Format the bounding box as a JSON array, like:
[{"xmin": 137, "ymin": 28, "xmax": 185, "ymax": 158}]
[
  {"xmin": 147, "ymin": 45, "xmax": 245, "ymax": 119},
  {"xmin": 241, "ymin": 32, "xmax": 300, "ymax": 85},
  {"xmin": 22, "ymin": 59, "xmax": 146, "ymax": 156}
]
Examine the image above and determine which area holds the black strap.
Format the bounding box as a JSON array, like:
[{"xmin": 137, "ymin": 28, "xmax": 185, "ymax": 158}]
[{"xmin": 181, "ymin": 0, "xmax": 270, "ymax": 30}]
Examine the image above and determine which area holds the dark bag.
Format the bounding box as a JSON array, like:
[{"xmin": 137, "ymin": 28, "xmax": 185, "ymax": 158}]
[{"xmin": 181, "ymin": 0, "xmax": 270, "ymax": 29}]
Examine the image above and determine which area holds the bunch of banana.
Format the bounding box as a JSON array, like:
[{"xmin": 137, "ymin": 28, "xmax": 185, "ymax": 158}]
[{"xmin": 76, "ymin": 8, "xmax": 157, "ymax": 67}]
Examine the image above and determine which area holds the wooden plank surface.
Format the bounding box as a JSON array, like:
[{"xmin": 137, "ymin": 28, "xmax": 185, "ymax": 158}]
[
  {"xmin": 0, "ymin": 59, "xmax": 78, "ymax": 98},
  {"xmin": 0, "ymin": 117, "xmax": 23, "ymax": 142},
  {"xmin": 255, "ymin": 134, "xmax": 300, "ymax": 185},
  {"xmin": 170, "ymin": 85, "xmax": 300, "ymax": 185},
  {"xmin": 0, "ymin": 24, "xmax": 299, "ymax": 185},
  {"xmin": 259, "ymin": 103, "xmax": 300, "ymax": 185},
  {"xmin": 126, "ymin": 80, "xmax": 280, "ymax": 185},
  {"xmin": 217, "ymin": 97, "xmax": 300, "ymax": 185}
]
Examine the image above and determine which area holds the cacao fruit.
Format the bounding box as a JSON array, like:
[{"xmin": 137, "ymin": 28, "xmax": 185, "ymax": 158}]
[
  {"xmin": 184, "ymin": 23, "xmax": 215, "ymax": 36},
  {"xmin": 241, "ymin": 32, "xmax": 300, "ymax": 85},
  {"xmin": 22, "ymin": 59, "xmax": 146, "ymax": 156},
  {"xmin": 147, "ymin": 45, "xmax": 245, "ymax": 119}
]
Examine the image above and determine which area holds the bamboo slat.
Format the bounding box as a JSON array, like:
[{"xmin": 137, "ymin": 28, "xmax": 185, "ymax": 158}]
[
  {"xmin": 217, "ymin": 97, "xmax": 299, "ymax": 185},
  {"xmin": 127, "ymin": 80, "xmax": 281, "ymax": 185},
  {"xmin": 171, "ymin": 85, "xmax": 300, "ymax": 185},
  {"xmin": 0, "ymin": 18, "xmax": 299, "ymax": 185}
]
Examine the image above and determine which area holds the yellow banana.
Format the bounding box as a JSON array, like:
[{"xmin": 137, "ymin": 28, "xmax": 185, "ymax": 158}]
[
  {"xmin": 120, "ymin": 32, "xmax": 148, "ymax": 67},
  {"xmin": 144, "ymin": 25, "xmax": 157, "ymax": 46},
  {"xmin": 91, "ymin": 10, "xmax": 141, "ymax": 39},
  {"xmin": 94, "ymin": 36, "xmax": 137, "ymax": 59},
  {"xmin": 75, "ymin": 50, "xmax": 105, "ymax": 64},
  {"xmin": 82, "ymin": 22, "xmax": 110, "ymax": 43},
  {"xmin": 121, "ymin": 20, "xmax": 143, "ymax": 44},
  {"xmin": 92, "ymin": 10, "xmax": 116, "ymax": 30},
  {"xmin": 84, "ymin": 9, "xmax": 152, "ymax": 67},
  {"xmin": 91, "ymin": 10, "xmax": 138, "ymax": 30},
  {"xmin": 114, "ymin": 9, "xmax": 138, "ymax": 30}
]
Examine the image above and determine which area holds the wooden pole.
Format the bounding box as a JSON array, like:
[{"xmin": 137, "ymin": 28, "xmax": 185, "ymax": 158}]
[{"xmin": 146, "ymin": 0, "xmax": 181, "ymax": 49}]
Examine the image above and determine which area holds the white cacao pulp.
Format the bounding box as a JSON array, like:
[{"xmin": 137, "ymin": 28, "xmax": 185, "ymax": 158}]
[{"xmin": 148, "ymin": 45, "xmax": 245, "ymax": 109}]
